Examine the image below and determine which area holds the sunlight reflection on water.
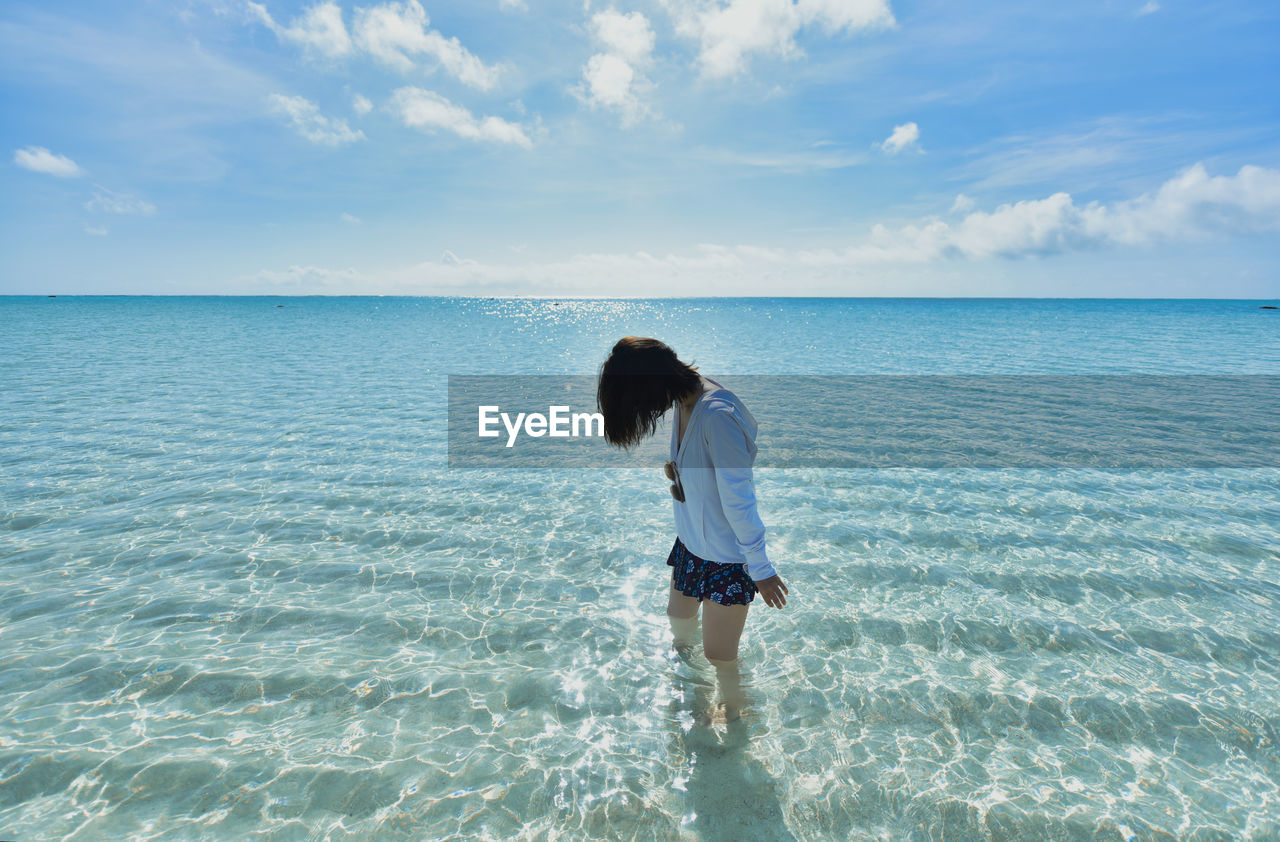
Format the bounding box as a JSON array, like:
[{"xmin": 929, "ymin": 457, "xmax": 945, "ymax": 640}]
[{"xmin": 1, "ymin": 297, "xmax": 1278, "ymax": 839}]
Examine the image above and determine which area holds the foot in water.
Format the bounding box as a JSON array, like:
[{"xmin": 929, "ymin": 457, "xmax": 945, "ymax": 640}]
[
  {"xmin": 697, "ymin": 703, "xmax": 746, "ymax": 726},
  {"xmin": 704, "ymin": 657, "xmax": 747, "ymax": 725}
]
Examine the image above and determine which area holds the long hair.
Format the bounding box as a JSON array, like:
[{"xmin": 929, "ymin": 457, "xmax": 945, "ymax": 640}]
[{"xmin": 596, "ymin": 337, "xmax": 701, "ymax": 449}]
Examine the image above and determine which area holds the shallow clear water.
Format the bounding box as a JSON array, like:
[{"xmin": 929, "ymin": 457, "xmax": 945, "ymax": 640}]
[{"xmin": 2, "ymin": 297, "xmax": 1279, "ymax": 840}]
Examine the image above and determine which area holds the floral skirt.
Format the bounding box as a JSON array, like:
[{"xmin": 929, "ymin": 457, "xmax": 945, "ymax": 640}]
[{"xmin": 666, "ymin": 537, "xmax": 757, "ymax": 606}]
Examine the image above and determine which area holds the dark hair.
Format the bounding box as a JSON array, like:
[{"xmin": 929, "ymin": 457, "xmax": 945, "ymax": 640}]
[{"xmin": 596, "ymin": 337, "xmax": 701, "ymax": 449}]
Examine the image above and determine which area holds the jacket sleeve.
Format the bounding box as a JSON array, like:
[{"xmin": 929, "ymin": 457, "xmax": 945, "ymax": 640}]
[{"xmin": 704, "ymin": 406, "xmax": 778, "ymax": 581}]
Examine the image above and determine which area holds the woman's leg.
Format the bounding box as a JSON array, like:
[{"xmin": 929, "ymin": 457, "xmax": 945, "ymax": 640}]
[
  {"xmin": 703, "ymin": 600, "xmax": 749, "ymax": 720},
  {"xmin": 701, "ymin": 600, "xmax": 747, "ymax": 661},
  {"xmin": 667, "ymin": 584, "xmax": 701, "ymax": 652}
]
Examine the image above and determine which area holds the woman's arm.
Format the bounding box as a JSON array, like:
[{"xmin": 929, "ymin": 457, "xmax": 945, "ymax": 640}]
[
  {"xmin": 704, "ymin": 407, "xmax": 777, "ymax": 581},
  {"xmin": 704, "ymin": 407, "xmax": 789, "ymax": 608}
]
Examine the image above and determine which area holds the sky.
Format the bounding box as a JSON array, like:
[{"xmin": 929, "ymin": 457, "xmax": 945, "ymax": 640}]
[{"xmin": 1, "ymin": 0, "xmax": 1278, "ymax": 296}]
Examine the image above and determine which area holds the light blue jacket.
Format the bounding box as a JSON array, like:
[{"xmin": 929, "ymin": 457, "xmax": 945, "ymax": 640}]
[{"xmin": 670, "ymin": 378, "xmax": 778, "ymax": 581}]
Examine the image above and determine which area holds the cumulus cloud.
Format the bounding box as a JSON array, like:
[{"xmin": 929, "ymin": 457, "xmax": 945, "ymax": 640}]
[
  {"xmin": 352, "ymin": 93, "xmax": 373, "ymax": 115},
  {"xmin": 390, "ymin": 87, "xmax": 531, "ymax": 147},
  {"xmin": 268, "ymin": 93, "xmax": 365, "ymax": 145},
  {"xmin": 574, "ymin": 10, "xmax": 657, "ymax": 126},
  {"xmin": 950, "ymin": 194, "xmax": 974, "ymax": 214},
  {"xmin": 661, "ymin": 0, "xmax": 895, "ymax": 78},
  {"xmin": 849, "ymin": 161, "xmax": 1280, "ymax": 261},
  {"xmin": 84, "ymin": 185, "xmax": 156, "ymax": 215},
  {"xmin": 431, "ymin": 161, "xmax": 1280, "ymax": 283},
  {"xmin": 248, "ymin": 1, "xmax": 497, "ymax": 88},
  {"xmin": 250, "ymin": 162, "xmax": 1280, "ymax": 295},
  {"xmin": 353, "ymin": 0, "xmax": 499, "ymax": 89},
  {"xmin": 880, "ymin": 121, "xmax": 919, "ymax": 154},
  {"xmin": 14, "ymin": 146, "xmax": 83, "ymax": 177},
  {"xmin": 1076, "ymin": 161, "xmax": 1280, "ymax": 245},
  {"xmin": 593, "ymin": 9, "xmax": 657, "ymax": 63},
  {"xmin": 248, "ymin": 1, "xmax": 353, "ymax": 57}
]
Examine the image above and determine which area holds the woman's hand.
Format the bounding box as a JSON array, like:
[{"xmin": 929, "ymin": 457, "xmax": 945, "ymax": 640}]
[{"xmin": 755, "ymin": 575, "xmax": 789, "ymax": 609}]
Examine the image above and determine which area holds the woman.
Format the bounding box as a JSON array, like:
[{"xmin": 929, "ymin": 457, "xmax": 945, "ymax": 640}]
[{"xmin": 597, "ymin": 337, "xmax": 790, "ymax": 720}]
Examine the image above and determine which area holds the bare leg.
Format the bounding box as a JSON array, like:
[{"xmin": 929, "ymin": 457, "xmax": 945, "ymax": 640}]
[
  {"xmin": 701, "ymin": 599, "xmax": 747, "ymax": 661},
  {"xmin": 667, "ymin": 584, "xmax": 701, "ymax": 655},
  {"xmin": 702, "ymin": 600, "xmax": 749, "ymax": 720}
]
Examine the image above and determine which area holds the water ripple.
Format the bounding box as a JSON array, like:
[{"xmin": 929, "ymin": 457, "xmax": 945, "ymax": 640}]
[{"xmin": 2, "ymin": 298, "xmax": 1278, "ymax": 839}]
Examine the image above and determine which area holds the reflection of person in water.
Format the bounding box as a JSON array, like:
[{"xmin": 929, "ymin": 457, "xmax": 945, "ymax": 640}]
[
  {"xmin": 677, "ymin": 715, "xmax": 795, "ymax": 842},
  {"xmin": 597, "ymin": 337, "xmax": 791, "ymax": 722}
]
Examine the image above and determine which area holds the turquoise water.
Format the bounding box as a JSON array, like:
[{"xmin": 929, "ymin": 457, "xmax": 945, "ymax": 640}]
[{"xmin": 2, "ymin": 297, "xmax": 1279, "ymax": 840}]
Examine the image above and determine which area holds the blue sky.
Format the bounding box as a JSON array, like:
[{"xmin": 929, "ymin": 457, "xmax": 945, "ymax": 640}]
[{"xmin": 2, "ymin": 0, "xmax": 1277, "ymax": 296}]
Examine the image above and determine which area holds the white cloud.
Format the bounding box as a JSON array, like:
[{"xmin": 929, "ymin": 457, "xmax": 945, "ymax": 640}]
[
  {"xmin": 84, "ymin": 226, "xmax": 108, "ymax": 236},
  {"xmin": 4, "ymin": 11, "xmax": 278, "ymax": 184},
  {"xmin": 250, "ymin": 162, "xmax": 1280, "ymax": 295},
  {"xmin": 390, "ymin": 87, "xmax": 531, "ymax": 148},
  {"xmin": 248, "ymin": 1, "xmax": 498, "ymax": 88},
  {"xmin": 13, "ymin": 146, "xmax": 83, "ymax": 178},
  {"xmin": 352, "ymin": 0, "xmax": 499, "ymax": 89},
  {"xmin": 498, "ymin": 0, "xmax": 527, "ymax": 9},
  {"xmin": 352, "ymin": 93, "xmax": 373, "ymax": 115},
  {"xmin": 1077, "ymin": 161, "xmax": 1280, "ymax": 246},
  {"xmin": 575, "ymin": 10, "xmax": 657, "ymax": 127},
  {"xmin": 593, "ymin": 9, "xmax": 656, "ymax": 63},
  {"xmin": 948, "ymin": 115, "xmax": 1253, "ymax": 194},
  {"xmin": 702, "ymin": 144, "xmax": 866, "ymax": 171},
  {"xmin": 881, "ymin": 121, "xmax": 919, "ymax": 154},
  {"xmin": 84, "ymin": 185, "xmax": 156, "ymax": 215},
  {"xmin": 581, "ymin": 55, "xmax": 642, "ymax": 122},
  {"xmin": 1136, "ymin": 1, "xmax": 1160, "ymax": 16},
  {"xmin": 661, "ymin": 0, "xmax": 895, "ymax": 79},
  {"xmin": 440, "ymin": 249, "xmax": 473, "ymax": 265},
  {"xmin": 443, "ymin": 161, "xmax": 1280, "ymax": 281},
  {"xmin": 248, "ymin": 1, "xmax": 353, "ymax": 57},
  {"xmin": 950, "ymin": 194, "xmax": 974, "ymax": 214},
  {"xmin": 341, "ymin": 212, "xmax": 362, "ymax": 223},
  {"xmin": 254, "ymin": 264, "xmax": 364, "ymax": 290},
  {"xmin": 855, "ymin": 162, "xmax": 1280, "ymax": 261},
  {"xmin": 268, "ymin": 93, "xmax": 365, "ymax": 145}
]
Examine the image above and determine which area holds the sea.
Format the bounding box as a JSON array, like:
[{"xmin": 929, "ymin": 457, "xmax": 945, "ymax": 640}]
[{"xmin": 1, "ymin": 296, "xmax": 1278, "ymax": 840}]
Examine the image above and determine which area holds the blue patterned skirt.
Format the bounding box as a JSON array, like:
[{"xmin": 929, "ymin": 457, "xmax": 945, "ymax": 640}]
[{"xmin": 666, "ymin": 537, "xmax": 758, "ymax": 606}]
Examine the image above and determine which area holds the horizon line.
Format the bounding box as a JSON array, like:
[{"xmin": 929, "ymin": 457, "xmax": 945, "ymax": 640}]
[{"xmin": 5, "ymin": 294, "xmax": 1279, "ymax": 302}]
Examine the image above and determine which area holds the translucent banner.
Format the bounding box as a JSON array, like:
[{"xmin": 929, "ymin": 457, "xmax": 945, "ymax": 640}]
[{"xmin": 447, "ymin": 375, "xmax": 1280, "ymax": 469}]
